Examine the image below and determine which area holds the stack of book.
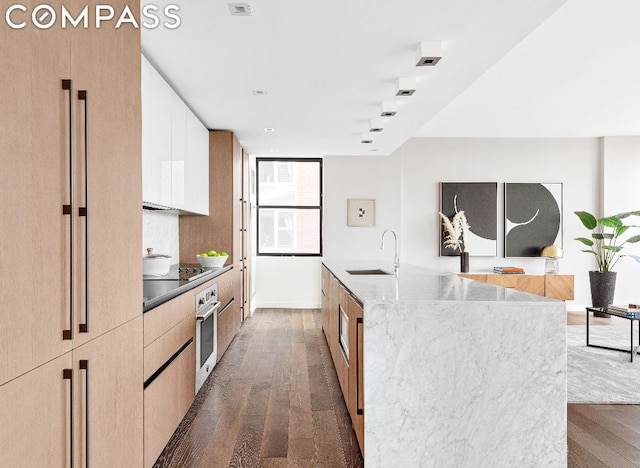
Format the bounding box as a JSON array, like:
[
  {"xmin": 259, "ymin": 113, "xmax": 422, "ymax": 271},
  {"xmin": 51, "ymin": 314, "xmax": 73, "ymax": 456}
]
[
  {"xmin": 607, "ymin": 304, "xmax": 640, "ymax": 318},
  {"xmin": 493, "ymin": 266, "xmax": 525, "ymax": 274}
]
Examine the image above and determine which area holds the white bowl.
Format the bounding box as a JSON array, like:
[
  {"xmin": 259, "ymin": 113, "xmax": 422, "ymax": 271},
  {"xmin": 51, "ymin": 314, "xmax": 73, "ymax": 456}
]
[{"xmin": 197, "ymin": 254, "xmax": 228, "ymax": 268}]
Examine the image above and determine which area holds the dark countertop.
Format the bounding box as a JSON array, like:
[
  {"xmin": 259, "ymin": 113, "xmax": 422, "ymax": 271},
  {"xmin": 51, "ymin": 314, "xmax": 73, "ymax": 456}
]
[{"xmin": 143, "ymin": 264, "xmax": 233, "ymax": 312}]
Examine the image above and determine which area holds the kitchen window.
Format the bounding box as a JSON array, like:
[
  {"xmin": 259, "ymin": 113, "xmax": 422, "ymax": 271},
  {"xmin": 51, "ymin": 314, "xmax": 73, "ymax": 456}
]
[{"xmin": 257, "ymin": 158, "xmax": 322, "ymax": 256}]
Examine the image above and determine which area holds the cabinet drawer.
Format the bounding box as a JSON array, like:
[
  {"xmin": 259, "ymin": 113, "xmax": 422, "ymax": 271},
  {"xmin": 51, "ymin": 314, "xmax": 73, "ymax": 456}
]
[
  {"xmin": 144, "ymin": 293, "xmax": 192, "ymax": 347},
  {"xmin": 144, "ymin": 316, "xmax": 195, "ymax": 382},
  {"xmin": 144, "ymin": 340, "xmax": 195, "ymax": 467}
]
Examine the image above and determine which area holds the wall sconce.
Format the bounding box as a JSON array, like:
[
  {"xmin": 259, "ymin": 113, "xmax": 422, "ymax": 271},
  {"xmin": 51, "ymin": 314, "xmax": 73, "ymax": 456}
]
[{"xmin": 540, "ymin": 245, "xmax": 563, "ymax": 274}]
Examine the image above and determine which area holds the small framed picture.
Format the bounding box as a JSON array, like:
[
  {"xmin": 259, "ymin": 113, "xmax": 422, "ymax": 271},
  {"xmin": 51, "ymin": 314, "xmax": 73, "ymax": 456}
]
[{"xmin": 347, "ymin": 198, "xmax": 376, "ymax": 227}]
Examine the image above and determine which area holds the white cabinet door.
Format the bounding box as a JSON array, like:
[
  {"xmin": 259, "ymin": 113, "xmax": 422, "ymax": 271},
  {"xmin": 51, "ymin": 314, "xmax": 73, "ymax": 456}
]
[
  {"xmin": 186, "ymin": 108, "xmax": 210, "ymax": 215},
  {"xmin": 143, "ymin": 56, "xmax": 172, "ymax": 207},
  {"xmin": 171, "ymin": 93, "xmax": 187, "ymax": 209},
  {"xmin": 142, "ymin": 55, "xmax": 209, "ymax": 213}
]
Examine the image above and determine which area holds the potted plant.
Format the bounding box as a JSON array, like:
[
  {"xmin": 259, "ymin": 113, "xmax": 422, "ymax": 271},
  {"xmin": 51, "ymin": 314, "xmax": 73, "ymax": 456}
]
[
  {"xmin": 574, "ymin": 210, "xmax": 640, "ymax": 316},
  {"xmin": 439, "ymin": 210, "xmax": 470, "ymax": 272}
]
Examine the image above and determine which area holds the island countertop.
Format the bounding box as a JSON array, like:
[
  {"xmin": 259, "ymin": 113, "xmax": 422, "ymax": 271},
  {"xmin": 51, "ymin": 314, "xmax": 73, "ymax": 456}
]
[
  {"xmin": 321, "ymin": 259, "xmax": 566, "ymax": 467},
  {"xmin": 322, "ymin": 259, "xmax": 556, "ymax": 305}
]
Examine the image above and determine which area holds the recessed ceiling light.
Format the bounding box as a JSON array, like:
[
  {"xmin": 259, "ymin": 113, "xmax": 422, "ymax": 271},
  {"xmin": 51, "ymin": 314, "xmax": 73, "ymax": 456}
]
[
  {"xmin": 270, "ymin": 148, "xmax": 279, "ymax": 153},
  {"xmin": 369, "ymin": 119, "xmax": 384, "ymax": 132},
  {"xmin": 252, "ymin": 90, "xmax": 267, "ymax": 95},
  {"xmin": 228, "ymin": 3, "xmax": 251, "ymax": 16},
  {"xmin": 264, "ymin": 127, "xmax": 275, "ymax": 132},
  {"xmin": 361, "ymin": 133, "xmax": 373, "ymax": 144},
  {"xmin": 370, "ymin": 149, "xmax": 378, "ymax": 152}
]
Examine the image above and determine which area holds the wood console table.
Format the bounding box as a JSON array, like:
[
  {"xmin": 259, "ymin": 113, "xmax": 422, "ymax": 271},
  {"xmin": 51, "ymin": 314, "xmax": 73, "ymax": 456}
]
[{"xmin": 459, "ymin": 273, "xmax": 574, "ymax": 300}]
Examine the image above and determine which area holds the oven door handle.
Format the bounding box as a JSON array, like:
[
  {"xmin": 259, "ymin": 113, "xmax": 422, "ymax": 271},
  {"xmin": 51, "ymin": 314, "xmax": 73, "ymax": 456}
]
[{"xmin": 196, "ymin": 301, "xmax": 221, "ymax": 321}]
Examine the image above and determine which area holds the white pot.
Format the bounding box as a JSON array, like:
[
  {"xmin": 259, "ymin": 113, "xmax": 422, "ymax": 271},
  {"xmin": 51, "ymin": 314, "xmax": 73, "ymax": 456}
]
[{"xmin": 143, "ymin": 253, "xmax": 172, "ymax": 276}]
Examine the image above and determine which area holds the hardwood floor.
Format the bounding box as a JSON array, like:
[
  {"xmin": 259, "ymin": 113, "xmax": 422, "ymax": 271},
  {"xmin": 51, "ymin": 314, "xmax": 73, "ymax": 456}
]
[
  {"xmin": 154, "ymin": 308, "xmax": 363, "ymax": 468},
  {"xmin": 155, "ymin": 308, "xmax": 640, "ymax": 467},
  {"xmin": 568, "ymin": 309, "xmax": 640, "ymax": 467}
]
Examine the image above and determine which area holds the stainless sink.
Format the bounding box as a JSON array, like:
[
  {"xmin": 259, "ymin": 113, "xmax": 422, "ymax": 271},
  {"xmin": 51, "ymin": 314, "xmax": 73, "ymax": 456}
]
[{"xmin": 346, "ymin": 269, "xmax": 391, "ymax": 275}]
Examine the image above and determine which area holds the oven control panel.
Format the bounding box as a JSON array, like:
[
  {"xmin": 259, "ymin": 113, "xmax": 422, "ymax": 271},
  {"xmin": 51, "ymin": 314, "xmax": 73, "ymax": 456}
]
[{"xmin": 196, "ymin": 284, "xmax": 218, "ymax": 312}]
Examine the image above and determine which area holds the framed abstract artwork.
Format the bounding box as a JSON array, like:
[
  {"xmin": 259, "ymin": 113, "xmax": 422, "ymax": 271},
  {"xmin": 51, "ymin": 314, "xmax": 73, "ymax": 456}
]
[
  {"xmin": 504, "ymin": 183, "xmax": 563, "ymax": 257},
  {"xmin": 439, "ymin": 182, "xmax": 497, "ymax": 256},
  {"xmin": 347, "ymin": 198, "xmax": 376, "ymax": 227}
]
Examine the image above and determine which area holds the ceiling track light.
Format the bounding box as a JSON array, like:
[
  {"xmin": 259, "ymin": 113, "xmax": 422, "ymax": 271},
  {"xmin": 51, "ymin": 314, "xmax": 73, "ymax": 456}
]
[
  {"xmin": 369, "ymin": 118, "xmax": 384, "ymax": 132},
  {"xmin": 396, "ymin": 77, "xmax": 416, "ymax": 96},
  {"xmin": 415, "ymin": 41, "xmax": 442, "ymax": 67},
  {"xmin": 361, "ymin": 133, "xmax": 373, "ymax": 144},
  {"xmin": 380, "ymin": 101, "xmax": 397, "ymax": 117}
]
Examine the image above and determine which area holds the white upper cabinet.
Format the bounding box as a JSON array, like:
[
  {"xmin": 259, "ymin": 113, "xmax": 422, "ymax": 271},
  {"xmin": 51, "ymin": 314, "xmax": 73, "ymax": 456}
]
[
  {"xmin": 186, "ymin": 108, "xmax": 210, "ymax": 215},
  {"xmin": 141, "ymin": 54, "xmax": 209, "ymax": 215}
]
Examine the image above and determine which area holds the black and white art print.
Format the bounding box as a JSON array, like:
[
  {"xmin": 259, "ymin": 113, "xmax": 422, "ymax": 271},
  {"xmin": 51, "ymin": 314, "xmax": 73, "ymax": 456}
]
[
  {"xmin": 504, "ymin": 183, "xmax": 563, "ymax": 257},
  {"xmin": 439, "ymin": 182, "xmax": 497, "ymax": 256}
]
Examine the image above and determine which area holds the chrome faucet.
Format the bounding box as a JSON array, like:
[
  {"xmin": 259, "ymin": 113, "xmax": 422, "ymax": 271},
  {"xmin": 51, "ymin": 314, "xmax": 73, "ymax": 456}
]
[{"xmin": 380, "ymin": 228, "xmax": 399, "ymax": 276}]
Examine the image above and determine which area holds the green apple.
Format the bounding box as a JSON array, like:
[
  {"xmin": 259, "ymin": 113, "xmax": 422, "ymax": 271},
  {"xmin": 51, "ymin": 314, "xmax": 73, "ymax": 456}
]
[
  {"xmin": 220, "ymin": 252, "xmax": 228, "ymax": 257},
  {"xmin": 207, "ymin": 250, "xmax": 217, "ymax": 256},
  {"xmin": 199, "ymin": 252, "xmax": 208, "ymax": 257}
]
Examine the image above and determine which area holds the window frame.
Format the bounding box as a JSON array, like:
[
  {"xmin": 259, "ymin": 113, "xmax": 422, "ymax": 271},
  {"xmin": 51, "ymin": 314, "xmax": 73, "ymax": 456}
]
[{"xmin": 256, "ymin": 157, "xmax": 323, "ymax": 257}]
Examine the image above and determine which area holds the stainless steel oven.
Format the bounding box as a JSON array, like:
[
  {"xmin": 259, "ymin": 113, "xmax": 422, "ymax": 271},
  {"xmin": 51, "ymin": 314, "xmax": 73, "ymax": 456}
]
[{"xmin": 195, "ymin": 284, "xmax": 220, "ymax": 392}]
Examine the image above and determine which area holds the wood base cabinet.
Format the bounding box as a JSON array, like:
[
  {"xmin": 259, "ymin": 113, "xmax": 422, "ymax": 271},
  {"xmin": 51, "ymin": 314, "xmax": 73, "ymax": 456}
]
[
  {"xmin": 0, "ymin": 318, "xmax": 143, "ymax": 467},
  {"xmin": 459, "ymin": 273, "xmax": 574, "ymax": 300},
  {"xmin": 321, "ymin": 265, "xmax": 365, "ymax": 454}
]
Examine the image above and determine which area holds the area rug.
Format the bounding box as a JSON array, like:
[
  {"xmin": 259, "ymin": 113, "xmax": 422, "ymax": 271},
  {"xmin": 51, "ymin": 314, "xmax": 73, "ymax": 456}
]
[{"xmin": 568, "ymin": 325, "xmax": 640, "ymax": 404}]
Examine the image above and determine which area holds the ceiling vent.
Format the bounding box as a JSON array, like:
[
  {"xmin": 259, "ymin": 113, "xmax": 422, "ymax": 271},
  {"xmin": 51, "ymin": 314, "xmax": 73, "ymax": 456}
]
[
  {"xmin": 415, "ymin": 41, "xmax": 442, "ymax": 67},
  {"xmin": 369, "ymin": 119, "xmax": 384, "ymax": 132},
  {"xmin": 380, "ymin": 101, "xmax": 397, "ymax": 117},
  {"xmin": 396, "ymin": 77, "xmax": 416, "ymax": 96},
  {"xmin": 228, "ymin": 3, "xmax": 252, "ymax": 16},
  {"xmin": 361, "ymin": 133, "xmax": 373, "ymax": 144}
]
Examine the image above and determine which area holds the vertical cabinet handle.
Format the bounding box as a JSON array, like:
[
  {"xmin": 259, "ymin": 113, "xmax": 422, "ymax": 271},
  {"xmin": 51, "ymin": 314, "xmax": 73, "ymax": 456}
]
[
  {"xmin": 63, "ymin": 369, "xmax": 74, "ymax": 468},
  {"xmin": 356, "ymin": 317, "xmax": 364, "ymax": 416},
  {"xmin": 62, "ymin": 79, "xmax": 74, "ymax": 341},
  {"xmin": 78, "ymin": 91, "xmax": 89, "ymax": 334},
  {"xmin": 80, "ymin": 360, "xmax": 89, "ymax": 467}
]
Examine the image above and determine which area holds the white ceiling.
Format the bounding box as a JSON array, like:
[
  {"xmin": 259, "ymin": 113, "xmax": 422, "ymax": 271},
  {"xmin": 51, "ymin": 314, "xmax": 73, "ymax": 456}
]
[{"xmin": 141, "ymin": 0, "xmax": 640, "ymax": 157}]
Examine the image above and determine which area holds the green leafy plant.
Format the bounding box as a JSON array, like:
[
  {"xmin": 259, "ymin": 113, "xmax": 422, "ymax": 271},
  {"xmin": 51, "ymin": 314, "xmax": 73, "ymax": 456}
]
[{"xmin": 574, "ymin": 210, "xmax": 640, "ymax": 272}]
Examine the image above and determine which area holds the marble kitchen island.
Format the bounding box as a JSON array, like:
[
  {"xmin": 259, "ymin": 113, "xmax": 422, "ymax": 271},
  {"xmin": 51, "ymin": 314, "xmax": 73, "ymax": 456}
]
[{"xmin": 322, "ymin": 260, "xmax": 566, "ymax": 467}]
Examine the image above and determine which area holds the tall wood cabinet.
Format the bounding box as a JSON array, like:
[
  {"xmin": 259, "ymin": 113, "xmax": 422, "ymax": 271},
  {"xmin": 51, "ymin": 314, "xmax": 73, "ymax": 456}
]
[
  {"xmin": 180, "ymin": 131, "xmax": 250, "ymax": 358},
  {"xmin": 0, "ymin": 2, "xmax": 143, "ymax": 465}
]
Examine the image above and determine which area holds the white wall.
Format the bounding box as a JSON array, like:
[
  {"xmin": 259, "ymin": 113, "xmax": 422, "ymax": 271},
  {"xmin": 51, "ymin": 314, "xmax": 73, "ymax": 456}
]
[
  {"xmin": 602, "ymin": 136, "xmax": 640, "ymax": 305},
  {"xmin": 399, "ymin": 138, "xmax": 600, "ymax": 309},
  {"xmin": 253, "ymin": 136, "xmax": 640, "ymax": 310},
  {"xmin": 323, "ymin": 154, "xmax": 402, "ymax": 260},
  {"xmin": 253, "ymin": 257, "xmax": 322, "ymax": 308}
]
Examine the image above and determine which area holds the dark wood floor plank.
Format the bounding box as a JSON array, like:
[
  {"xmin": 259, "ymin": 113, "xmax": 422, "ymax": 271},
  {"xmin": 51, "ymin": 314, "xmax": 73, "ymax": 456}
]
[
  {"xmin": 568, "ymin": 419, "xmax": 638, "ymax": 468},
  {"xmin": 571, "ymin": 405, "xmax": 640, "ymax": 455},
  {"xmin": 156, "ymin": 308, "xmax": 362, "ymax": 468}
]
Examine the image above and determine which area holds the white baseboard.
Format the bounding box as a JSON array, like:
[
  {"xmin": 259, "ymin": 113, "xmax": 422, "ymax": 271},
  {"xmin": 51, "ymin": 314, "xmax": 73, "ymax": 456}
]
[{"xmin": 254, "ymin": 302, "xmax": 321, "ymax": 309}]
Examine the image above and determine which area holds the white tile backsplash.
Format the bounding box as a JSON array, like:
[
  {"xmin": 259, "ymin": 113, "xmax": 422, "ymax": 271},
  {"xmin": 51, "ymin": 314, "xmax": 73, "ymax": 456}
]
[{"xmin": 143, "ymin": 210, "xmax": 179, "ymax": 263}]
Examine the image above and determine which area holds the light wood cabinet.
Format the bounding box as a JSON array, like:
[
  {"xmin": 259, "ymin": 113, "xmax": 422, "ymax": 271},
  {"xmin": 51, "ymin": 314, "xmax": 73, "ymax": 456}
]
[
  {"xmin": 347, "ymin": 294, "xmax": 365, "ymax": 453},
  {"xmin": 0, "ymin": 0, "xmax": 73, "ymax": 385},
  {"xmin": 143, "ymin": 314, "xmax": 195, "ymax": 467},
  {"xmin": 0, "ymin": 352, "xmax": 73, "ymax": 466},
  {"xmin": 0, "ymin": 318, "xmax": 144, "ymax": 468},
  {"xmin": 72, "ymin": 317, "xmax": 144, "ymax": 467},
  {"xmin": 459, "ymin": 273, "xmax": 574, "ymax": 300},
  {"xmin": 0, "ymin": 1, "xmax": 143, "ymax": 464}
]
